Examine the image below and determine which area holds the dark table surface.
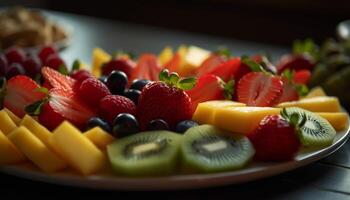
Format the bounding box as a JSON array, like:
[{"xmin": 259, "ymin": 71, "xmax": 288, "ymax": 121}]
[{"xmin": 1, "ymin": 10, "xmax": 350, "ymax": 199}]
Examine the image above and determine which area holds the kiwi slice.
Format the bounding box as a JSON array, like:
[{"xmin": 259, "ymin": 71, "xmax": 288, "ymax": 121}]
[
  {"xmin": 107, "ymin": 131, "xmax": 182, "ymax": 176},
  {"xmin": 181, "ymin": 125, "xmax": 254, "ymax": 173},
  {"xmin": 283, "ymin": 107, "xmax": 336, "ymax": 147}
]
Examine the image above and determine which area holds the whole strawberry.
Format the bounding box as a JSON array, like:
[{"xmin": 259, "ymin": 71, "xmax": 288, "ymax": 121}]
[
  {"xmin": 137, "ymin": 70, "xmax": 194, "ymax": 130},
  {"xmin": 247, "ymin": 109, "xmax": 306, "ymax": 161}
]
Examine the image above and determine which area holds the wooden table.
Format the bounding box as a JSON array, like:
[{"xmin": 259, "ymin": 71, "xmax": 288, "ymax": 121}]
[{"xmin": 1, "ymin": 10, "xmax": 350, "ymax": 199}]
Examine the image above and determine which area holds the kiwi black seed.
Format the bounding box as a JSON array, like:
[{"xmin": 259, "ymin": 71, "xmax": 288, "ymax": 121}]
[
  {"xmin": 181, "ymin": 125, "xmax": 254, "ymax": 173},
  {"xmin": 107, "ymin": 130, "xmax": 182, "ymax": 176},
  {"xmin": 284, "ymin": 107, "xmax": 336, "ymax": 147}
]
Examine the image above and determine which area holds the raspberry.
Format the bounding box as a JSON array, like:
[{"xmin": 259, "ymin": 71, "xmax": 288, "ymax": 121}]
[
  {"xmin": 99, "ymin": 95, "xmax": 136, "ymax": 124},
  {"xmin": 71, "ymin": 69, "xmax": 93, "ymax": 82},
  {"xmin": 78, "ymin": 77, "xmax": 111, "ymax": 107}
]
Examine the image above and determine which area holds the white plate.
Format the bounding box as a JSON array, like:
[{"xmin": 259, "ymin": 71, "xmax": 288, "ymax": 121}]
[{"xmin": 0, "ymin": 119, "xmax": 349, "ymax": 191}]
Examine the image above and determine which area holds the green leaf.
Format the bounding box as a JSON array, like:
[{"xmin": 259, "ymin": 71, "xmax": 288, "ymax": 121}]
[
  {"xmin": 34, "ymin": 74, "xmax": 42, "ymax": 84},
  {"xmin": 215, "ymin": 47, "xmax": 231, "ymax": 59},
  {"xmin": 34, "ymin": 87, "xmax": 49, "ymax": 94},
  {"xmin": 169, "ymin": 72, "xmax": 179, "ymax": 85},
  {"xmin": 159, "ymin": 69, "xmax": 169, "ymax": 82},
  {"xmin": 223, "ymin": 79, "xmax": 235, "ymax": 100},
  {"xmin": 292, "ymin": 38, "xmax": 319, "ymax": 61},
  {"xmin": 178, "ymin": 77, "xmax": 197, "ymax": 90},
  {"xmin": 58, "ymin": 65, "xmax": 68, "ymax": 75},
  {"xmin": 72, "ymin": 59, "xmax": 81, "ymax": 71},
  {"xmin": 241, "ymin": 56, "xmax": 265, "ymax": 72},
  {"xmin": 25, "ymin": 100, "xmax": 46, "ymax": 116},
  {"xmin": 281, "ymin": 69, "xmax": 294, "ymax": 83},
  {"xmin": 295, "ymin": 84, "xmax": 309, "ymax": 97}
]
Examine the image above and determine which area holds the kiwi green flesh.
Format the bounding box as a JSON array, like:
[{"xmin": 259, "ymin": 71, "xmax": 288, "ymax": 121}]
[
  {"xmin": 107, "ymin": 131, "xmax": 182, "ymax": 176},
  {"xmin": 285, "ymin": 107, "xmax": 336, "ymax": 147},
  {"xmin": 181, "ymin": 125, "xmax": 255, "ymax": 173}
]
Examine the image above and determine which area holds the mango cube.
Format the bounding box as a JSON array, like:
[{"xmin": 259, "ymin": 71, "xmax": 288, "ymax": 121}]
[
  {"xmin": 184, "ymin": 46, "xmax": 210, "ymax": 68},
  {"xmin": 92, "ymin": 48, "xmax": 111, "ymax": 77},
  {"xmin": 20, "ymin": 115, "xmax": 52, "ymax": 147},
  {"xmin": 304, "ymin": 87, "xmax": 327, "ymax": 99},
  {"xmin": 0, "ymin": 110, "xmax": 17, "ymax": 135},
  {"xmin": 3, "ymin": 108, "xmax": 21, "ymax": 125},
  {"xmin": 158, "ymin": 46, "xmax": 174, "ymax": 66},
  {"xmin": 8, "ymin": 126, "xmax": 67, "ymax": 172},
  {"xmin": 50, "ymin": 121, "xmax": 106, "ymax": 175},
  {"xmin": 0, "ymin": 130, "xmax": 26, "ymax": 164},
  {"xmin": 193, "ymin": 100, "xmax": 246, "ymax": 124},
  {"xmin": 316, "ymin": 112, "xmax": 349, "ymax": 131},
  {"xmin": 84, "ymin": 127, "xmax": 115, "ymax": 149},
  {"xmin": 214, "ymin": 107, "xmax": 281, "ymax": 134},
  {"xmin": 277, "ymin": 96, "xmax": 341, "ymax": 112}
]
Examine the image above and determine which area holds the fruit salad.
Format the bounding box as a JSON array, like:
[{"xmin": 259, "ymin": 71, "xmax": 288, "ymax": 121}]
[{"xmin": 0, "ymin": 43, "xmax": 348, "ymax": 177}]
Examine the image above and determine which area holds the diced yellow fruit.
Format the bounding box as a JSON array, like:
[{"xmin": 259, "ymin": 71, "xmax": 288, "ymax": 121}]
[
  {"xmin": 50, "ymin": 121, "xmax": 106, "ymax": 175},
  {"xmin": 84, "ymin": 127, "xmax": 115, "ymax": 149},
  {"xmin": 304, "ymin": 87, "xmax": 327, "ymax": 99},
  {"xmin": 3, "ymin": 108, "xmax": 21, "ymax": 125},
  {"xmin": 0, "ymin": 130, "xmax": 26, "ymax": 164},
  {"xmin": 158, "ymin": 46, "xmax": 174, "ymax": 66},
  {"xmin": 214, "ymin": 107, "xmax": 281, "ymax": 134},
  {"xmin": 316, "ymin": 112, "xmax": 349, "ymax": 131},
  {"xmin": 193, "ymin": 100, "xmax": 246, "ymax": 124},
  {"xmin": 0, "ymin": 110, "xmax": 17, "ymax": 135},
  {"xmin": 8, "ymin": 126, "xmax": 66, "ymax": 172},
  {"xmin": 277, "ymin": 96, "xmax": 341, "ymax": 112},
  {"xmin": 92, "ymin": 48, "xmax": 111, "ymax": 77},
  {"xmin": 178, "ymin": 46, "xmax": 210, "ymax": 76},
  {"xmin": 20, "ymin": 115, "xmax": 52, "ymax": 147}
]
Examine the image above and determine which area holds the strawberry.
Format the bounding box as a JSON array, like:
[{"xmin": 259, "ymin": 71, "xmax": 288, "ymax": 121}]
[
  {"xmin": 2, "ymin": 75, "xmax": 46, "ymax": 117},
  {"xmin": 78, "ymin": 77, "xmax": 111, "ymax": 107},
  {"xmin": 137, "ymin": 70, "xmax": 194, "ymax": 130},
  {"xmin": 206, "ymin": 57, "xmax": 241, "ymax": 82},
  {"xmin": 293, "ymin": 69, "xmax": 311, "ymax": 85},
  {"xmin": 99, "ymin": 95, "xmax": 136, "ymax": 124},
  {"xmin": 274, "ymin": 77, "xmax": 299, "ymax": 104},
  {"xmin": 41, "ymin": 67, "xmax": 76, "ymax": 92},
  {"xmin": 247, "ymin": 109, "xmax": 305, "ymax": 161},
  {"xmin": 102, "ymin": 58, "xmax": 135, "ymax": 77},
  {"xmin": 277, "ymin": 54, "xmax": 315, "ymax": 74},
  {"xmin": 71, "ymin": 69, "xmax": 93, "ymax": 83},
  {"xmin": 130, "ymin": 54, "xmax": 162, "ymax": 82},
  {"xmin": 195, "ymin": 54, "xmax": 225, "ymax": 77},
  {"xmin": 164, "ymin": 52, "xmax": 181, "ymax": 72},
  {"xmin": 186, "ymin": 74, "xmax": 233, "ymax": 112},
  {"xmin": 237, "ymin": 72, "xmax": 283, "ymax": 106}
]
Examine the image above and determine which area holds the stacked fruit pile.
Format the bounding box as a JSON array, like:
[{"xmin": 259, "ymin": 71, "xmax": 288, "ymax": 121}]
[{"xmin": 0, "ymin": 44, "xmax": 348, "ymax": 176}]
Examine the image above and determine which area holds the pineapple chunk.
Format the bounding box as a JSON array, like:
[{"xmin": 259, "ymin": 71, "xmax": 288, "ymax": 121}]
[
  {"xmin": 304, "ymin": 87, "xmax": 327, "ymax": 99},
  {"xmin": 0, "ymin": 110, "xmax": 17, "ymax": 135},
  {"xmin": 277, "ymin": 96, "xmax": 341, "ymax": 112},
  {"xmin": 193, "ymin": 100, "xmax": 246, "ymax": 124},
  {"xmin": 8, "ymin": 126, "xmax": 66, "ymax": 172},
  {"xmin": 158, "ymin": 46, "xmax": 173, "ymax": 66},
  {"xmin": 178, "ymin": 45, "xmax": 210, "ymax": 76},
  {"xmin": 92, "ymin": 48, "xmax": 111, "ymax": 77},
  {"xmin": 0, "ymin": 130, "xmax": 26, "ymax": 164},
  {"xmin": 50, "ymin": 121, "xmax": 106, "ymax": 175},
  {"xmin": 3, "ymin": 108, "xmax": 21, "ymax": 125},
  {"xmin": 316, "ymin": 112, "xmax": 349, "ymax": 131},
  {"xmin": 20, "ymin": 115, "xmax": 52, "ymax": 147},
  {"xmin": 84, "ymin": 127, "xmax": 115, "ymax": 149},
  {"xmin": 214, "ymin": 107, "xmax": 281, "ymax": 134}
]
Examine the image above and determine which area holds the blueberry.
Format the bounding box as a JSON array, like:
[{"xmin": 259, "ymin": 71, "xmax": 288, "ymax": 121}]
[
  {"xmin": 6, "ymin": 63, "xmax": 25, "ymax": 79},
  {"xmin": 148, "ymin": 119, "xmax": 169, "ymax": 131},
  {"xmin": 112, "ymin": 113, "xmax": 139, "ymax": 138},
  {"xmin": 130, "ymin": 79, "xmax": 150, "ymax": 91},
  {"xmin": 123, "ymin": 89, "xmax": 141, "ymax": 105},
  {"xmin": 175, "ymin": 120, "xmax": 198, "ymax": 133},
  {"xmin": 106, "ymin": 70, "xmax": 128, "ymax": 95},
  {"xmin": 86, "ymin": 117, "xmax": 111, "ymax": 132}
]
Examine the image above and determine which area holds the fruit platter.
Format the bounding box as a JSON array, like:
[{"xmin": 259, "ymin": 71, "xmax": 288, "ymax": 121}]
[{"xmin": 0, "ymin": 41, "xmax": 349, "ymax": 190}]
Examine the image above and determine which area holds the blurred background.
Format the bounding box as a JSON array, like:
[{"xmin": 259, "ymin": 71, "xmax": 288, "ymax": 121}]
[{"xmin": 1, "ymin": 0, "xmax": 350, "ymax": 46}]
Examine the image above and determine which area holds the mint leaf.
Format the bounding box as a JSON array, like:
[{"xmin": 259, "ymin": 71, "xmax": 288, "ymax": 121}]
[{"xmin": 178, "ymin": 77, "xmax": 197, "ymax": 90}]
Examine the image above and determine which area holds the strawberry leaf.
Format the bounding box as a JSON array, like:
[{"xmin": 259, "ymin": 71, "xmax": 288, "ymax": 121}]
[
  {"xmin": 295, "ymin": 84, "xmax": 309, "ymax": 97},
  {"xmin": 72, "ymin": 59, "xmax": 81, "ymax": 72},
  {"xmin": 215, "ymin": 47, "xmax": 231, "ymax": 59},
  {"xmin": 223, "ymin": 79, "xmax": 234, "ymax": 100},
  {"xmin": 34, "ymin": 87, "xmax": 49, "ymax": 95},
  {"xmin": 241, "ymin": 55, "xmax": 266, "ymax": 72},
  {"xmin": 178, "ymin": 77, "xmax": 196, "ymax": 90},
  {"xmin": 281, "ymin": 69, "xmax": 295, "ymax": 84},
  {"xmin": 169, "ymin": 72, "xmax": 180, "ymax": 85},
  {"xmin": 159, "ymin": 69, "xmax": 170, "ymax": 82},
  {"xmin": 25, "ymin": 99, "xmax": 47, "ymax": 116},
  {"xmin": 58, "ymin": 65, "xmax": 68, "ymax": 75},
  {"xmin": 293, "ymin": 38, "xmax": 319, "ymax": 61}
]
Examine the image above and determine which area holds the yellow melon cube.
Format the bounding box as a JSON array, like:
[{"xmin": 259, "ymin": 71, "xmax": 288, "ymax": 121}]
[
  {"xmin": 84, "ymin": 127, "xmax": 115, "ymax": 149},
  {"xmin": 277, "ymin": 96, "xmax": 341, "ymax": 112},
  {"xmin": 316, "ymin": 112, "xmax": 349, "ymax": 131},
  {"xmin": 50, "ymin": 121, "xmax": 106, "ymax": 175},
  {"xmin": 0, "ymin": 130, "xmax": 26, "ymax": 164},
  {"xmin": 193, "ymin": 100, "xmax": 246, "ymax": 124},
  {"xmin": 3, "ymin": 108, "xmax": 21, "ymax": 125},
  {"xmin": 0, "ymin": 110, "xmax": 17, "ymax": 135},
  {"xmin": 178, "ymin": 46, "xmax": 210, "ymax": 76},
  {"xmin": 20, "ymin": 115, "xmax": 52, "ymax": 147},
  {"xmin": 304, "ymin": 87, "xmax": 327, "ymax": 99},
  {"xmin": 8, "ymin": 126, "xmax": 66, "ymax": 172},
  {"xmin": 214, "ymin": 107, "xmax": 281, "ymax": 134},
  {"xmin": 158, "ymin": 46, "xmax": 174, "ymax": 66},
  {"xmin": 92, "ymin": 48, "xmax": 111, "ymax": 77}
]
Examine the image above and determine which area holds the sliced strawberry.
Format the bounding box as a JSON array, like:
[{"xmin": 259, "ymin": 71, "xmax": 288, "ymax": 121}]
[
  {"xmin": 277, "ymin": 54, "xmax": 315, "ymax": 74},
  {"xmin": 293, "ymin": 69, "xmax": 311, "ymax": 85},
  {"xmin": 237, "ymin": 72, "xmax": 283, "ymax": 106},
  {"xmin": 38, "ymin": 88, "xmax": 95, "ymax": 130},
  {"xmin": 130, "ymin": 54, "xmax": 162, "ymax": 82},
  {"xmin": 195, "ymin": 54, "xmax": 225, "ymax": 77},
  {"xmin": 186, "ymin": 74, "xmax": 233, "ymax": 112},
  {"xmin": 164, "ymin": 52, "xmax": 181, "ymax": 72},
  {"xmin": 273, "ymin": 77, "xmax": 299, "ymax": 104},
  {"xmin": 3, "ymin": 75, "xmax": 46, "ymax": 117},
  {"xmin": 206, "ymin": 57, "xmax": 241, "ymax": 82},
  {"xmin": 41, "ymin": 67, "xmax": 76, "ymax": 92}
]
